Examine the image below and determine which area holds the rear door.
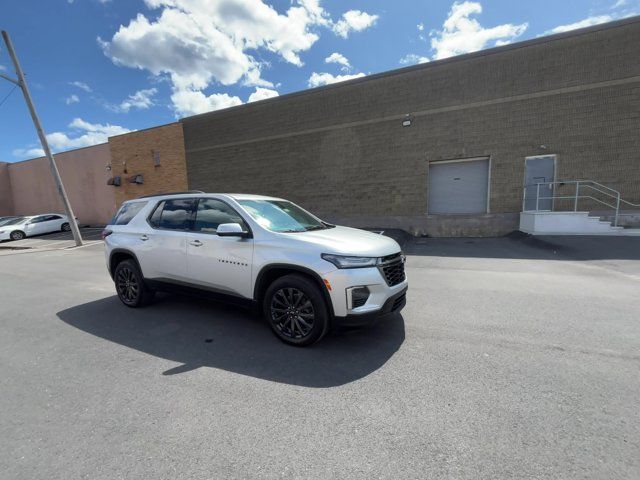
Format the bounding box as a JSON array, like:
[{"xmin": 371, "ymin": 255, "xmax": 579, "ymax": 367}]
[
  {"xmin": 136, "ymin": 198, "xmax": 195, "ymax": 282},
  {"xmin": 41, "ymin": 215, "xmax": 64, "ymax": 234},
  {"xmin": 185, "ymin": 198, "xmax": 254, "ymax": 298}
]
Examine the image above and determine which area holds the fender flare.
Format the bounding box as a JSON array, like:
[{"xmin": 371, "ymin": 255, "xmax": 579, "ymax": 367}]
[{"xmin": 254, "ymin": 263, "xmax": 335, "ymax": 317}]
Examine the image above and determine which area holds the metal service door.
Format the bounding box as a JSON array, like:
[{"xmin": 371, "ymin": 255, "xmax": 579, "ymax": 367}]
[{"xmin": 524, "ymin": 156, "xmax": 555, "ymax": 211}]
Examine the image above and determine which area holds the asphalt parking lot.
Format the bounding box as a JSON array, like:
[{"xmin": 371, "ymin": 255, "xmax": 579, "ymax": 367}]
[
  {"xmin": 1, "ymin": 235, "xmax": 639, "ymax": 479},
  {"xmin": 0, "ymin": 227, "xmax": 103, "ymax": 253}
]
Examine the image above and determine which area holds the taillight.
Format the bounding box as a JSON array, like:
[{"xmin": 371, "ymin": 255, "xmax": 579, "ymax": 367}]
[{"xmin": 101, "ymin": 229, "xmax": 112, "ymax": 240}]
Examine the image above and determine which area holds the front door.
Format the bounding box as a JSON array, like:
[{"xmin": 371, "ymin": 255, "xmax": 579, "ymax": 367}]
[
  {"xmin": 524, "ymin": 155, "xmax": 555, "ymax": 211},
  {"xmin": 25, "ymin": 215, "xmax": 48, "ymax": 236},
  {"xmin": 185, "ymin": 198, "xmax": 254, "ymax": 298}
]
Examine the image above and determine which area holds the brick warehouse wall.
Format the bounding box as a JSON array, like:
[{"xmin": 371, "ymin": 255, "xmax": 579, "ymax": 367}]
[
  {"xmin": 108, "ymin": 123, "xmax": 188, "ymax": 207},
  {"xmin": 182, "ymin": 18, "xmax": 640, "ymax": 236}
]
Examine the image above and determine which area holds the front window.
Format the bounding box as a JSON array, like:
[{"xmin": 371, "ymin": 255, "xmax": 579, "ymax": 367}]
[{"xmin": 238, "ymin": 200, "xmax": 331, "ymax": 233}]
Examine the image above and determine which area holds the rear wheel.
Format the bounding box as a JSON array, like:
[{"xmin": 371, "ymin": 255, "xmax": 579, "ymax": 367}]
[
  {"xmin": 263, "ymin": 274, "xmax": 329, "ymax": 346},
  {"xmin": 61, "ymin": 222, "xmax": 71, "ymax": 232},
  {"xmin": 114, "ymin": 259, "xmax": 155, "ymax": 308},
  {"xmin": 10, "ymin": 230, "xmax": 25, "ymax": 241}
]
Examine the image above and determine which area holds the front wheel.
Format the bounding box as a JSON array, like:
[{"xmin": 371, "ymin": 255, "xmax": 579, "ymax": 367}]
[
  {"xmin": 10, "ymin": 230, "xmax": 25, "ymax": 241},
  {"xmin": 114, "ymin": 259, "xmax": 155, "ymax": 308},
  {"xmin": 263, "ymin": 274, "xmax": 330, "ymax": 346}
]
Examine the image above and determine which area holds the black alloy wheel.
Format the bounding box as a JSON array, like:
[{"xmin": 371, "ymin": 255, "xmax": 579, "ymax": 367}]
[
  {"xmin": 116, "ymin": 265, "xmax": 139, "ymax": 305},
  {"xmin": 113, "ymin": 259, "xmax": 155, "ymax": 308},
  {"xmin": 270, "ymin": 287, "xmax": 315, "ymax": 340},
  {"xmin": 263, "ymin": 274, "xmax": 329, "ymax": 346}
]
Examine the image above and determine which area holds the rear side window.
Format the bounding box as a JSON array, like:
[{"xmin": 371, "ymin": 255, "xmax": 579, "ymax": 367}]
[
  {"xmin": 148, "ymin": 199, "xmax": 196, "ymax": 230},
  {"xmin": 111, "ymin": 201, "xmax": 147, "ymax": 225},
  {"xmin": 194, "ymin": 198, "xmax": 246, "ymax": 234}
]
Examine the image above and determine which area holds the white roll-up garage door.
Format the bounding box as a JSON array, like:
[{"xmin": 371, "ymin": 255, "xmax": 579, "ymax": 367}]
[{"xmin": 428, "ymin": 157, "xmax": 489, "ymax": 214}]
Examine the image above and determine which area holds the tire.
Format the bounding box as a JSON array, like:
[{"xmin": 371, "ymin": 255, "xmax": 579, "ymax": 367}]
[
  {"xmin": 263, "ymin": 274, "xmax": 330, "ymax": 346},
  {"xmin": 113, "ymin": 259, "xmax": 155, "ymax": 308},
  {"xmin": 10, "ymin": 230, "xmax": 25, "ymax": 241},
  {"xmin": 61, "ymin": 222, "xmax": 71, "ymax": 232}
]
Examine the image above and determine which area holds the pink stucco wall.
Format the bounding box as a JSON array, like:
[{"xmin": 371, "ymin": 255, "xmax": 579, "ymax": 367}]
[
  {"xmin": 0, "ymin": 162, "xmax": 15, "ymax": 216},
  {"xmin": 7, "ymin": 143, "xmax": 116, "ymax": 225}
]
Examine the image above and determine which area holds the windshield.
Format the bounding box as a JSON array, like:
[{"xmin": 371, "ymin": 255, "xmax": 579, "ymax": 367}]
[
  {"xmin": 1, "ymin": 217, "xmax": 27, "ymax": 226},
  {"xmin": 238, "ymin": 200, "xmax": 331, "ymax": 233}
]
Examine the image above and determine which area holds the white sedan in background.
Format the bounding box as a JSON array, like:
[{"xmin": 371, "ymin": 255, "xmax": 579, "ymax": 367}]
[{"xmin": 0, "ymin": 214, "xmax": 71, "ymax": 241}]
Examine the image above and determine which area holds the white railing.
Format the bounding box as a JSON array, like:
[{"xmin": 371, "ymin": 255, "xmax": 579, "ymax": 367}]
[{"xmin": 522, "ymin": 180, "xmax": 640, "ymax": 227}]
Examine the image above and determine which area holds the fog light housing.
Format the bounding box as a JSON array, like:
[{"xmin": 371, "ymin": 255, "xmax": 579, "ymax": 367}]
[{"xmin": 347, "ymin": 286, "xmax": 370, "ymax": 310}]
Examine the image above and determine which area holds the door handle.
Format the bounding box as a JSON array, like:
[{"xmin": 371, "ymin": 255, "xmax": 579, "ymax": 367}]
[
  {"xmin": 189, "ymin": 240, "xmax": 203, "ymax": 247},
  {"xmin": 140, "ymin": 234, "xmax": 149, "ymax": 241}
]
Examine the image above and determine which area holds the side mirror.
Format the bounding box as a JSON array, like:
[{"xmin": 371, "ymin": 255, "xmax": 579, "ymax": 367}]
[{"xmin": 217, "ymin": 223, "xmax": 251, "ymax": 238}]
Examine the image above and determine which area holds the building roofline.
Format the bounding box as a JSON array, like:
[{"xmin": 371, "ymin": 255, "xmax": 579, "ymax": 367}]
[
  {"xmin": 7, "ymin": 142, "xmax": 109, "ymax": 165},
  {"xmin": 180, "ymin": 15, "xmax": 640, "ymax": 122},
  {"xmin": 106, "ymin": 121, "xmax": 181, "ymax": 141}
]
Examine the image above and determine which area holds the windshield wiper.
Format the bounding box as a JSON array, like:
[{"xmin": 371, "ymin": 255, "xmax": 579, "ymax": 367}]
[{"xmin": 305, "ymin": 225, "xmax": 328, "ymax": 231}]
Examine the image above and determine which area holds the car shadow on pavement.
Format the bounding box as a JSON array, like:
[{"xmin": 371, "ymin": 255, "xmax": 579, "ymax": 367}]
[{"xmin": 56, "ymin": 294, "xmax": 405, "ymax": 388}]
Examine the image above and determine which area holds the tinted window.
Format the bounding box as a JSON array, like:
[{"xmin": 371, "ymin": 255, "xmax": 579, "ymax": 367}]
[
  {"xmin": 157, "ymin": 199, "xmax": 196, "ymax": 230},
  {"xmin": 49, "ymin": 215, "xmax": 63, "ymax": 220},
  {"xmin": 111, "ymin": 201, "xmax": 147, "ymax": 225},
  {"xmin": 30, "ymin": 216, "xmax": 47, "ymax": 224},
  {"xmin": 194, "ymin": 199, "xmax": 245, "ymax": 234}
]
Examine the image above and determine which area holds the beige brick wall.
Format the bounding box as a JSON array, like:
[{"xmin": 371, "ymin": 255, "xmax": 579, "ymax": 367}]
[{"xmin": 108, "ymin": 123, "xmax": 188, "ymax": 207}]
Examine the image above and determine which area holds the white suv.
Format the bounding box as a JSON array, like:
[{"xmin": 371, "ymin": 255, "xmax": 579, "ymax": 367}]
[{"xmin": 103, "ymin": 192, "xmax": 407, "ymax": 346}]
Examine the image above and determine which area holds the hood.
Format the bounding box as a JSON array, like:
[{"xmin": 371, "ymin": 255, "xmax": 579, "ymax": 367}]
[{"xmin": 284, "ymin": 226, "xmax": 401, "ymax": 257}]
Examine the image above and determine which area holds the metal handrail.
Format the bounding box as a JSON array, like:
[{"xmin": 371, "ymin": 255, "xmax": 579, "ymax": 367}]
[{"xmin": 522, "ymin": 180, "xmax": 640, "ymax": 227}]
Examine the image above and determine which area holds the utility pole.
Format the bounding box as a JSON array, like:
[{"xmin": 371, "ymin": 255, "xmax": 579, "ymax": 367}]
[{"xmin": 1, "ymin": 30, "xmax": 83, "ymax": 246}]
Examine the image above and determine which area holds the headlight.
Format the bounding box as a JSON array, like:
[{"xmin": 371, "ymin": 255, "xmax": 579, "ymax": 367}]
[{"xmin": 321, "ymin": 253, "xmax": 379, "ymax": 269}]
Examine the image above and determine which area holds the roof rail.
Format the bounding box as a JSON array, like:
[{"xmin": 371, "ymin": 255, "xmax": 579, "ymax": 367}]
[{"xmin": 137, "ymin": 190, "xmax": 205, "ymax": 199}]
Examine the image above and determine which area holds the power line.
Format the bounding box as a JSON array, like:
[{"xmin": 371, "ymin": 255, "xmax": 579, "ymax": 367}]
[{"xmin": 0, "ymin": 83, "xmax": 17, "ymax": 109}]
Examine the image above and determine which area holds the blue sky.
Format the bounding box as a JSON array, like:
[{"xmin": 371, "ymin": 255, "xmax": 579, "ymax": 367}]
[{"xmin": 1, "ymin": 0, "xmax": 638, "ymax": 162}]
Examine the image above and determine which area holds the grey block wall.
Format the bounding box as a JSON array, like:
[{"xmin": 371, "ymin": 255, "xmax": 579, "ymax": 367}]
[{"xmin": 182, "ymin": 18, "xmax": 640, "ymax": 236}]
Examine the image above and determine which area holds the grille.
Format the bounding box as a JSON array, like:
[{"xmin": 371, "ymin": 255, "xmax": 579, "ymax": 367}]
[
  {"xmin": 380, "ymin": 255, "xmax": 405, "ymax": 287},
  {"xmin": 352, "ymin": 296, "xmax": 367, "ymax": 308},
  {"xmin": 391, "ymin": 293, "xmax": 406, "ymax": 311}
]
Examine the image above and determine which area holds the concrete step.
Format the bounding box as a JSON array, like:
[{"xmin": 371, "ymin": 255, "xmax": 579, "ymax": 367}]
[{"xmin": 520, "ymin": 211, "xmax": 636, "ymax": 236}]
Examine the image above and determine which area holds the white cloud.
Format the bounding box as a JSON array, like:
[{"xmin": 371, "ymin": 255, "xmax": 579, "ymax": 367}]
[
  {"xmin": 46, "ymin": 118, "xmax": 132, "ymax": 150},
  {"xmin": 612, "ymin": 0, "xmax": 628, "ymax": 8},
  {"xmin": 12, "ymin": 147, "xmax": 45, "ymax": 159},
  {"xmin": 100, "ymin": 0, "xmax": 333, "ymax": 91},
  {"xmin": 117, "ymin": 88, "xmax": 157, "ymax": 112},
  {"xmin": 69, "ymin": 81, "xmax": 92, "ymax": 92},
  {"xmin": 544, "ymin": 15, "xmax": 614, "ymax": 35},
  {"xmin": 308, "ymin": 71, "xmax": 366, "ymax": 88},
  {"xmin": 65, "ymin": 94, "xmax": 80, "ymax": 105},
  {"xmin": 333, "ymin": 10, "xmax": 379, "ymax": 38},
  {"xmin": 13, "ymin": 118, "xmax": 132, "ymax": 158},
  {"xmin": 248, "ymin": 87, "xmax": 279, "ymax": 103},
  {"xmin": 101, "ymin": 0, "xmax": 379, "ymax": 115},
  {"xmin": 325, "ymin": 52, "xmax": 351, "ymax": 71},
  {"xmin": 170, "ymin": 89, "xmax": 242, "ymax": 116},
  {"xmin": 430, "ymin": 1, "xmax": 528, "ymax": 60},
  {"xmin": 417, "ymin": 23, "xmax": 425, "ymax": 32},
  {"xmin": 400, "ymin": 54, "xmax": 430, "ymax": 65}
]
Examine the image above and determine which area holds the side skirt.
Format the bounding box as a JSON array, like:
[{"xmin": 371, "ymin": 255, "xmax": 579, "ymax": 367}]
[{"xmin": 146, "ymin": 278, "xmax": 258, "ymax": 312}]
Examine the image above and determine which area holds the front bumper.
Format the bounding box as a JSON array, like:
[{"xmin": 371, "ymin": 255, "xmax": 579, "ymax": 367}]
[
  {"xmin": 0, "ymin": 231, "xmax": 11, "ymax": 241},
  {"xmin": 333, "ymin": 286, "xmax": 407, "ymax": 328}
]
